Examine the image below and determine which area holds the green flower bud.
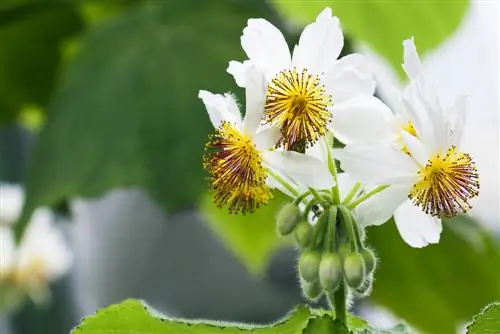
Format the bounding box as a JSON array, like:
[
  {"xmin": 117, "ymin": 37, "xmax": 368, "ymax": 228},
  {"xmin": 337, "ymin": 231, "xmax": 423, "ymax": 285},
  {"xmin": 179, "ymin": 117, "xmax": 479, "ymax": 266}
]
[
  {"xmin": 361, "ymin": 248, "xmax": 377, "ymax": 275},
  {"xmin": 294, "ymin": 221, "xmax": 313, "ymax": 248},
  {"xmin": 318, "ymin": 253, "xmax": 343, "ymax": 291},
  {"xmin": 343, "ymin": 252, "xmax": 365, "ymax": 289},
  {"xmin": 300, "ymin": 278, "xmax": 322, "ymax": 301},
  {"xmin": 276, "ymin": 203, "xmax": 301, "ymax": 236},
  {"xmin": 354, "ymin": 274, "xmax": 373, "ymax": 297},
  {"xmin": 298, "ymin": 250, "xmax": 321, "ymax": 282}
]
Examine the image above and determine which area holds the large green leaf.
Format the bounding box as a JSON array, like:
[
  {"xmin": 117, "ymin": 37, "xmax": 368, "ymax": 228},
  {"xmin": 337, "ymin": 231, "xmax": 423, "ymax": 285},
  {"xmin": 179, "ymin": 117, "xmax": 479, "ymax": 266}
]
[
  {"xmin": 72, "ymin": 299, "xmax": 404, "ymax": 333},
  {"xmin": 270, "ymin": 0, "xmax": 469, "ymax": 76},
  {"xmin": 0, "ymin": 2, "xmax": 83, "ymax": 123},
  {"xmin": 467, "ymin": 303, "xmax": 500, "ymax": 334},
  {"xmin": 15, "ymin": 0, "xmax": 280, "ymax": 239},
  {"xmin": 368, "ymin": 217, "xmax": 500, "ymax": 334},
  {"xmin": 200, "ymin": 191, "xmax": 293, "ymax": 274}
]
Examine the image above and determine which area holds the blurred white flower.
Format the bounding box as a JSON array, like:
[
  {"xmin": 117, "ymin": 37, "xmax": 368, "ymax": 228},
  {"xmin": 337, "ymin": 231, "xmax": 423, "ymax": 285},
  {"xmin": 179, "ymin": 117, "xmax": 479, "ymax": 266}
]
[
  {"xmin": 0, "ymin": 184, "xmax": 72, "ymax": 311},
  {"xmin": 335, "ymin": 39, "xmax": 480, "ymax": 248},
  {"xmin": 228, "ymin": 7, "xmax": 390, "ymax": 150}
]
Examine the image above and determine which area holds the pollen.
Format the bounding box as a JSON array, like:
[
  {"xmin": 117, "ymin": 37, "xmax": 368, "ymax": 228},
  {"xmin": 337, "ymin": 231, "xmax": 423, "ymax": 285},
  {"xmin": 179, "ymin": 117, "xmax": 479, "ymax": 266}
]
[
  {"xmin": 409, "ymin": 146, "xmax": 480, "ymax": 218},
  {"xmin": 203, "ymin": 122, "xmax": 272, "ymax": 214},
  {"xmin": 264, "ymin": 68, "xmax": 332, "ymax": 150}
]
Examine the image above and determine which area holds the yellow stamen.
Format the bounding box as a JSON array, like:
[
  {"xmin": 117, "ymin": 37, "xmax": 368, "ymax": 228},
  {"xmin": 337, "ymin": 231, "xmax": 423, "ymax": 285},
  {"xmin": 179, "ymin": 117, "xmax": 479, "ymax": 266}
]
[
  {"xmin": 264, "ymin": 68, "xmax": 332, "ymax": 150},
  {"xmin": 203, "ymin": 122, "xmax": 272, "ymax": 214},
  {"xmin": 409, "ymin": 146, "xmax": 480, "ymax": 218}
]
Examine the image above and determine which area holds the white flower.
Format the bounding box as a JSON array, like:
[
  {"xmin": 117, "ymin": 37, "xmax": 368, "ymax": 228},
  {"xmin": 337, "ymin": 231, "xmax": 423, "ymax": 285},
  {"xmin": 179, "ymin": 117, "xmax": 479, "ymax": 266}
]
[
  {"xmin": 227, "ymin": 8, "xmax": 392, "ymax": 150},
  {"xmin": 334, "ymin": 38, "xmax": 480, "ymax": 248},
  {"xmin": 0, "ymin": 184, "xmax": 73, "ymax": 305},
  {"xmin": 200, "ymin": 66, "xmax": 334, "ymax": 214}
]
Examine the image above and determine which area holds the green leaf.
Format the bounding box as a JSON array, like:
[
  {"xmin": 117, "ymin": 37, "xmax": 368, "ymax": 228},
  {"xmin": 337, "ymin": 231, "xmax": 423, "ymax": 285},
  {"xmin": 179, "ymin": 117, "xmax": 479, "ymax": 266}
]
[
  {"xmin": 200, "ymin": 191, "xmax": 292, "ymax": 273},
  {"xmin": 15, "ymin": 0, "xmax": 280, "ymax": 239},
  {"xmin": 0, "ymin": 2, "xmax": 83, "ymax": 123},
  {"xmin": 270, "ymin": 0, "xmax": 469, "ymax": 76},
  {"xmin": 72, "ymin": 299, "xmax": 409, "ymax": 333},
  {"xmin": 368, "ymin": 216, "xmax": 500, "ymax": 334},
  {"xmin": 467, "ymin": 303, "xmax": 500, "ymax": 334},
  {"xmin": 72, "ymin": 299, "xmax": 312, "ymax": 334}
]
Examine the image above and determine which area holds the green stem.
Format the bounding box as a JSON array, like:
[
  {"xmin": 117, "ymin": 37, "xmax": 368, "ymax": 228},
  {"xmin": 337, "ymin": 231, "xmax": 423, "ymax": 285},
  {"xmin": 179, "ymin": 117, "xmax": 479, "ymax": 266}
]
[
  {"xmin": 309, "ymin": 187, "xmax": 326, "ymax": 205},
  {"xmin": 325, "ymin": 137, "xmax": 341, "ymax": 204},
  {"xmin": 333, "ymin": 281, "xmax": 347, "ymax": 324},
  {"xmin": 339, "ymin": 205, "xmax": 358, "ymax": 252},
  {"xmin": 293, "ymin": 190, "xmax": 311, "ymax": 205},
  {"xmin": 342, "ymin": 182, "xmax": 361, "ymax": 205},
  {"xmin": 347, "ymin": 185, "xmax": 390, "ymax": 209},
  {"xmin": 266, "ymin": 169, "xmax": 299, "ymax": 197}
]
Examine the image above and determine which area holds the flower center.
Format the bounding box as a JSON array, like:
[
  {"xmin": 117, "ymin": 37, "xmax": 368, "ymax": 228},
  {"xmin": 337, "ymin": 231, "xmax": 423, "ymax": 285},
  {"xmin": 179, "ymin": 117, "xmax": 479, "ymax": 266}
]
[
  {"xmin": 264, "ymin": 68, "xmax": 332, "ymax": 150},
  {"xmin": 409, "ymin": 146, "xmax": 480, "ymax": 218},
  {"xmin": 203, "ymin": 122, "xmax": 272, "ymax": 214}
]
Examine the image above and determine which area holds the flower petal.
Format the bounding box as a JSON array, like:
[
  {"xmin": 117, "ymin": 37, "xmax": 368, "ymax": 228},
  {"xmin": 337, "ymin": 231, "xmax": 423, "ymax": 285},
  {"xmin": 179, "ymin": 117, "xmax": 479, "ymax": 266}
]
[
  {"xmin": 243, "ymin": 66, "xmax": 266, "ymax": 135},
  {"xmin": 354, "ymin": 185, "xmax": 409, "ymax": 227},
  {"xmin": 253, "ymin": 126, "xmax": 280, "ymax": 151},
  {"xmin": 0, "ymin": 183, "xmax": 24, "ymax": 224},
  {"xmin": 198, "ymin": 90, "xmax": 242, "ymax": 128},
  {"xmin": 227, "ymin": 60, "xmax": 252, "ymax": 87},
  {"xmin": 292, "ymin": 8, "xmax": 343, "ymax": 74},
  {"xmin": 393, "ymin": 199, "xmax": 442, "ymax": 248},
  {"xmin": 241, "ymin": 19, "xmax": 291, "ymax": 80},
  {"xmin": 263, "ymin": 151, "xmax": 335, "ymax": 189},
  {"xmin": 325, "ymin": 54, "xmax": 376, "ymax": 103},
  {"xmin": 337, "ymin": 172, "xmax": 360, "ymax": 202},
  {"xmin": 402, "ymin": 37, "xmax": 423, "ymax": 79},
  {"xmin": 329, "ymin": 96, "xmax": 396, "ymax": 145},
  {"xmin": 445, "ymin": 94, "xmax": 468, "ymax": 146},
  {"xmin": 0, "ymin": 225, "xmax": 15, "ymax": 275},
  {"xmin": 400, "ymin": 131, "xmax": 428, "ymax": 166},
  {"xmin": 334, "ymin": 145, "xmax": 418, "ymax": 185}
]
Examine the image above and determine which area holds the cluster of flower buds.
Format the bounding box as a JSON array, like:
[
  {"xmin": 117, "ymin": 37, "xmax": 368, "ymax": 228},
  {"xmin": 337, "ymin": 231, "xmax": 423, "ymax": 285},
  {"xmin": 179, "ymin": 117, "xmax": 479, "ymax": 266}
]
[{"xmin": 277, "ymin": 202, "xmax": 377, "ymax": 302}]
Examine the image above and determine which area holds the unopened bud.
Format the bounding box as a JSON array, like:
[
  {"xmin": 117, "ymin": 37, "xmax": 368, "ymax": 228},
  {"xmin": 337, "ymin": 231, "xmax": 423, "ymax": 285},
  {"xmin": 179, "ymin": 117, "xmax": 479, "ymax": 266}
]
[
  {"xmin": 300, "ymin": 278, "xmax": 322, "ymax": 301},
  {"xmin": 298, "ymin": 250, "xmax": 321, "ymax": 282},
  {"xmin": 343, "ymin": 252, "xmax": 365, "ymax": 289},
  {"xmin": 354, "ymin": 274, "xmax": 373, "ymax": 297},
  {"xmin": 294, "ymin": 221, "xmax": 313, "ymax": 248},
  {"xmin": 318, "ymin": 253, "xmax": 343, "ymax": 291},
  {"xmin": 276, "ymin": 203, "xmax": 301, "ymax": 236},
  {"xmin": 361, "ymin": 248, "xmax": 377, "ymax": 275}
]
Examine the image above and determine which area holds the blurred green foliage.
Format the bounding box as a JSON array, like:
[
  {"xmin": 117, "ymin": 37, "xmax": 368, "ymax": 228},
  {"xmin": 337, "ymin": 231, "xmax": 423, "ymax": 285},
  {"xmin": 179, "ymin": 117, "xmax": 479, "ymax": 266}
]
[
  {"xmin": 271, "ymin": 0, "xmax": 469, "ymax": 77},
  {"xmin": 0, "ymin": 2, "xmax": 82, "ymax": 123}
]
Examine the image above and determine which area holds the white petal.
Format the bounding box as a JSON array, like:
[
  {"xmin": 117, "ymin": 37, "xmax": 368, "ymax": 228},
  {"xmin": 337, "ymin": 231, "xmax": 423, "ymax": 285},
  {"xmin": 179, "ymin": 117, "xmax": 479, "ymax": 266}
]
[
  {"xmin": 241, "ymin": 19, "xmax": 291, "ymax": 80},
  {"xmin": 402, "ymin": 37, "xmax": 423, "ymax": 79},
  {"xmin": 354, "ymin": 185, "xmax": 409, "ymax": 227},
  {"xmin": 243, "ymin": 66, "xmax": 266, "ymax": 135},
  {"xmin": 445, "ymin": 94, "xmax": 468, "ymax": 146},
  {"xmin": 334, "ymin": 145, "xmax": 418, "ymax": 185},
  {"xmin": 393, "ymin": 200, "xmax": 442, "ymax": 248},
  {"xmin": 253, "ymin": 126, "xmax": 280, "ymax": 151},
  {"xmin": 227, "ymin": 60, "xmax": 252, "ymax": 88},
  {"xmin": 325, "ymin": 54, "xmax": 376, "ymax": 103},
  {"xmin": 292, "ymin": 8, "xmax": 343, "ymax": 73},
  {"xmin": 0, "ymin": 183, "xmax": 25, "ymax": 224},
  {"xmin": 198, "ymin": 90, "xmax": 242, "ymax": 128},
  {"xmin": 305, "ymin": 139, "xmax": 328, "ymax": 164},
  {"xmin": 18, "ymin": 209, "xmax": 73, "ymax": 281},
  {"xmin": 329, "ymin": 97, "xmax": 396, "ymax": 145},
  {"xmin": 263, "ymin": 151, "xmax": 335, "ymax": 190},
  {"xmin": 0, "ymin": 225, "xmax": 15, "ymax": 275},
  {"xmin": 337, "ymin": 173, "xmax": 360, "ymax": 201},
  {"xmin": 400, "ymin": 131, "xmax": 428, "ymax": 166}
]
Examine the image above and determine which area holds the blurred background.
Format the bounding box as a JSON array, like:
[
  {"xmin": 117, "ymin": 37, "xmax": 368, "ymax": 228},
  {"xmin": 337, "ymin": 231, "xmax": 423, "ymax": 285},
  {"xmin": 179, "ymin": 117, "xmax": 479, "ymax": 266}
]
[{"xmin": 0, "ymin": 1, "xmax": 498, "ymax": 333}]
